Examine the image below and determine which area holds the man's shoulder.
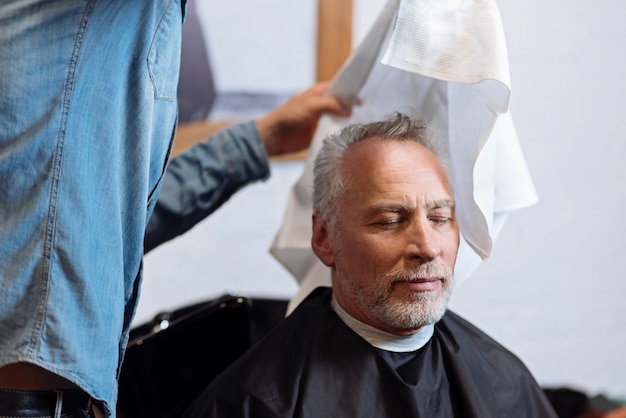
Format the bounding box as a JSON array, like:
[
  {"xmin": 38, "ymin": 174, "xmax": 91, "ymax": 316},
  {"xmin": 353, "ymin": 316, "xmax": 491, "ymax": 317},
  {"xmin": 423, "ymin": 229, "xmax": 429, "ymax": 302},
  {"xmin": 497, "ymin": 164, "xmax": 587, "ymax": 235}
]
[
  {"xmin": 213, "ymin": 287, "xmax": 333, "ymax": 376},
  {"xmin": 434, "ymin": 311, "xmax": 557, "ymax": 416},
  {"xmin": 181, "ymin": 288, "xmax": 336, "ymax": 417},
  {"xmin": 440, "ymin": 310, "xmax": 510, "ymax": 347},
  {"xmin": 437, "ymin": 310, "xmax": 535, "ymax": 373},
  {"xmin": 438, "ymin": 310, "xmax": 546, "ymax": 384}
]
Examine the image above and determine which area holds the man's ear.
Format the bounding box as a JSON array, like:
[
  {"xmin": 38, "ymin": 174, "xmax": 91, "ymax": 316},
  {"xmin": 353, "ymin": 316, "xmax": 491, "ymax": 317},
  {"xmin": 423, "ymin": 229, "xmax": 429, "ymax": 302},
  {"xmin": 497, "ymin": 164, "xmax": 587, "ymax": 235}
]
[{"xmin": 311, "ymin": 213, "xmax": 335, "ymax": 267}]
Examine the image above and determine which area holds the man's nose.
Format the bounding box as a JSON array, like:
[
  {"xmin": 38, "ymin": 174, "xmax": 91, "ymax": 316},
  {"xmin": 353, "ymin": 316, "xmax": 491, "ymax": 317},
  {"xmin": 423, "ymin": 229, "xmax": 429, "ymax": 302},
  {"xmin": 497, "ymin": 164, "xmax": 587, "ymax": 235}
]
[{"xmin": 405, "ymin": 218, "xmax": 440, "ymax": 262}]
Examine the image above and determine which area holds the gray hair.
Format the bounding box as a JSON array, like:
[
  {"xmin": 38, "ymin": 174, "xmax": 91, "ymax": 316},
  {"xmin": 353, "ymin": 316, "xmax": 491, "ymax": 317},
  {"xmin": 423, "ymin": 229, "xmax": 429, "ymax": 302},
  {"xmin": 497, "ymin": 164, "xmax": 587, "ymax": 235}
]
[{"xmin": 312, "ymin": 112, "xmax": 449, "ymax": 231}]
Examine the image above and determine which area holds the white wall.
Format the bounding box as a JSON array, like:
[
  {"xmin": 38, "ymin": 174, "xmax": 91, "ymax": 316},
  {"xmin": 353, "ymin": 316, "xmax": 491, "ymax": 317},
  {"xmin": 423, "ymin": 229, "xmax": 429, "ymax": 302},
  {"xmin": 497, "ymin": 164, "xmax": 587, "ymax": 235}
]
[
  {"xmin": 140, "ymin": 0, "xmax": 626, "ymax": 400},
  {"xmin": 195, "ymin": 0, "xmax": 317, "ymax": 93},
  {"xmin": 195, "ymin": 0, "xmax": 387, "ymax": 93},
  {"xmin": 454, "ymin": 0, "xmax": 626, "ymax": 398}
]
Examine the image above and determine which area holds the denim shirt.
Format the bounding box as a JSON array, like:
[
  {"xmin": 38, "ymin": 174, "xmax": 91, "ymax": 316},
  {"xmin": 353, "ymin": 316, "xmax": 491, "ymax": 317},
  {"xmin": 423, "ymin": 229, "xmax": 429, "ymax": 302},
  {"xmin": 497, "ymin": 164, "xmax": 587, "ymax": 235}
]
[
  {"xmin": 145, "ymin": 121, "xmax": 271, "ymax": 253},
  {"xmin": 0, "ymin": 1, "xmax": 186, "ymax": 416}
]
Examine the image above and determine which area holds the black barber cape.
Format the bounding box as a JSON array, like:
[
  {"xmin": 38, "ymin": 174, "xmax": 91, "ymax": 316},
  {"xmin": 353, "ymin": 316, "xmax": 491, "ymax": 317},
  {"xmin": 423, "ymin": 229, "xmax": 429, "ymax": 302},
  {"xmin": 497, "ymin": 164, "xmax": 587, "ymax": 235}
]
[{"xmin": 183, "ymin": 287, "xmax": 557, "ymax": 418}]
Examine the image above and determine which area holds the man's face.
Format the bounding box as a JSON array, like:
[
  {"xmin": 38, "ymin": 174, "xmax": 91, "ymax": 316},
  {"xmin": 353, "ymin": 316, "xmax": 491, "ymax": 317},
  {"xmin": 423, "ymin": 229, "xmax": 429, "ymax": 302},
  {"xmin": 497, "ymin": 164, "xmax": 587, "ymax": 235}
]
[{"xmin": 312, "ymin": 137, "xmax": 460, "ymax": 335}]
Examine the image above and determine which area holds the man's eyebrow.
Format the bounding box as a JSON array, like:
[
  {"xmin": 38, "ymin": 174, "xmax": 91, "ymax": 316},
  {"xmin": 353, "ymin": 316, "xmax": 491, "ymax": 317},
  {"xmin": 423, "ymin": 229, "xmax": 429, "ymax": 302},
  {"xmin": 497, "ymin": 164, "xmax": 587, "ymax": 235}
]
[
  {"xmin": 428, "ymin": 199, "xmax": 455, "ymax": 210},
  {"xmin": 366, "ymin": 202, "xmax": 413, "ymax": 214},
  {"xmin": 365, "ymin": 199, "xmax": 455, "ymax": 214}
]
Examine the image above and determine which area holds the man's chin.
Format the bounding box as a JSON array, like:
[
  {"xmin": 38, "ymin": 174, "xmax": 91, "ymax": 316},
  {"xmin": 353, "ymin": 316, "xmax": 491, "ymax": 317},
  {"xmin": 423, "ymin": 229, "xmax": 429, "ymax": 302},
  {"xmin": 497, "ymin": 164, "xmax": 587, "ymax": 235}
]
[{"xmin": 377, "ymin": 296, "xmax": 449, "ymax": 330}]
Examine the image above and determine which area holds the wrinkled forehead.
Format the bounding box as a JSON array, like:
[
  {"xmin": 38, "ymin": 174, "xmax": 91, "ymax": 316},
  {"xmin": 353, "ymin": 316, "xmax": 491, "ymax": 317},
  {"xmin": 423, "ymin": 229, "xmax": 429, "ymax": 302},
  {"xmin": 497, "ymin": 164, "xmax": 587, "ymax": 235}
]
[{"xmin": 341, "ymin": 137, "xmax": 452, "ymax": 192}]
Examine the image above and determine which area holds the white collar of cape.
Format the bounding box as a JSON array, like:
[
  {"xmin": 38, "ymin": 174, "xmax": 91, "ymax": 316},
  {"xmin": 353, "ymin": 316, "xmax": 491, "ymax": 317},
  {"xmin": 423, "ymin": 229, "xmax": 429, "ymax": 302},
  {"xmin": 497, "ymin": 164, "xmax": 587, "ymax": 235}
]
[{"xmin": 331, "ymin": 294, "xmax": 435, "ymax": 353}]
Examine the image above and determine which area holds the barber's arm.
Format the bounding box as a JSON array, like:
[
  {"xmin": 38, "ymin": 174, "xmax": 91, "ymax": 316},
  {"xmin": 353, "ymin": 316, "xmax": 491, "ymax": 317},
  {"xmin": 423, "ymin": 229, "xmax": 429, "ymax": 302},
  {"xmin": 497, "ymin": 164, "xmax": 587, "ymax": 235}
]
[
  {"xmin": 144, "ymin": 82, "xmax": 352, "ymax": 253},
  {"xmin": 144, "ymin": 121, "xmax": 268, "ymax": 253}
]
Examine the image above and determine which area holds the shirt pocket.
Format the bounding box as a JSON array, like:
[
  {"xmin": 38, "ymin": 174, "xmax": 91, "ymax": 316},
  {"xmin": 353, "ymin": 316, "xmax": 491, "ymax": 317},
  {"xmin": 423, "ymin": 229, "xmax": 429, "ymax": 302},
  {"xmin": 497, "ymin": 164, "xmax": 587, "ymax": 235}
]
[{"xmin": 147, "ymin": 0, "xmax": 183, "ymax": 101}]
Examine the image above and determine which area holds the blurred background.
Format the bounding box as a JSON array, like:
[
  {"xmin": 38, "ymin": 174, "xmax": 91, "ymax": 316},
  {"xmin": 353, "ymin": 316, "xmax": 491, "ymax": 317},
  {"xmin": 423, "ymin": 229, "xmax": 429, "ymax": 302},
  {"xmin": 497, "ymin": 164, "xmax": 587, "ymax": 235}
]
[{"xmin": 138, "ymin": 0, "xmax": 626, "ymax": 402}]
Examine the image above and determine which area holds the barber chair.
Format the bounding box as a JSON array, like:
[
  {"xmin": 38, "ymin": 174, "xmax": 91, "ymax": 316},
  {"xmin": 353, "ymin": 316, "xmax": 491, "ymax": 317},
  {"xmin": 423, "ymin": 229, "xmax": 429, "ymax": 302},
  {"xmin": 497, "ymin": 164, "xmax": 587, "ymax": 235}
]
[{"xmin": 117, "ymin": 295, "xmax": 288, "ymax": 418}]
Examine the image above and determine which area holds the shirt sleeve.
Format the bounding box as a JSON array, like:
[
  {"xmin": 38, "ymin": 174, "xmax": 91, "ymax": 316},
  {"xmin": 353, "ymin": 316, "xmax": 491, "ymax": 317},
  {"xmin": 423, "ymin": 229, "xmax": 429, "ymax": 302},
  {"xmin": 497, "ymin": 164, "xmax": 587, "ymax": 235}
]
[{"xmin": 144, "ymin": 120, "xmax": 270, "ymax": 253}]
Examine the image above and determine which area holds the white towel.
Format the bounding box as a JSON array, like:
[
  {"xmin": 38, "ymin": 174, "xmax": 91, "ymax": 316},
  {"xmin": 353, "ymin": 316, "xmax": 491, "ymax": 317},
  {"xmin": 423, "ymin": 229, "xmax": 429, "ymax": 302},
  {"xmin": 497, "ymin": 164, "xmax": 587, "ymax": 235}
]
[{"xmin": 270, "ymin": 0, "xmax": 538, "ymax": 314}]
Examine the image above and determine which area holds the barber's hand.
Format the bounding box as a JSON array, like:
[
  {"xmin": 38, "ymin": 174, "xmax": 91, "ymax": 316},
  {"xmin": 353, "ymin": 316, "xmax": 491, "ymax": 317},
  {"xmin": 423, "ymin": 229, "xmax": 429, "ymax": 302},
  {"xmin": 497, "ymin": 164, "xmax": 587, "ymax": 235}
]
[{"xmin": 256, "ymin": 82, "xmax": 353, "ymax": 157}]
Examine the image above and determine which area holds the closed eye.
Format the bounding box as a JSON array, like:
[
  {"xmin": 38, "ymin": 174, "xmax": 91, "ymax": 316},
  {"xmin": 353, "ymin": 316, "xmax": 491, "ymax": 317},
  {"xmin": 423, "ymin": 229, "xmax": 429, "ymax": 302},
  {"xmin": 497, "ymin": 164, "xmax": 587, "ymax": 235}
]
[
  {"xmin": 429, "ymin": 216, "xmax": 452, "ymax": 225},
  {"xmin": 428, "ymin": 201, "xmax": 455, "ymax": 226},
  {"xmin": 374, "ymin": 215, "xmax": 405, "ymax": 227}
]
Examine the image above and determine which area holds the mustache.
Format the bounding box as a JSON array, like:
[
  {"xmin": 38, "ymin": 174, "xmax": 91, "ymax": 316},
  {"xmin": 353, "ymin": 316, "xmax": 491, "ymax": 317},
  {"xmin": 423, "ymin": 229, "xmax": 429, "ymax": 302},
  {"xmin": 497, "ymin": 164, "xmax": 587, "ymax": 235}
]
[{"xmin": 382, "ymin": 262, "xmax": 453, "ymax": 282}]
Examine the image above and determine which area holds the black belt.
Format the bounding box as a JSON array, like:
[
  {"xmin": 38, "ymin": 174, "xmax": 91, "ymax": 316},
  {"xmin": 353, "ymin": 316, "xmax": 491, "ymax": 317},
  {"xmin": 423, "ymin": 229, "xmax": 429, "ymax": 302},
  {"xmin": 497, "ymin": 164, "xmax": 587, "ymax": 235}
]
[{"xmin": 0, "ymin": 388, "xmax": 92, "ymax": 417}]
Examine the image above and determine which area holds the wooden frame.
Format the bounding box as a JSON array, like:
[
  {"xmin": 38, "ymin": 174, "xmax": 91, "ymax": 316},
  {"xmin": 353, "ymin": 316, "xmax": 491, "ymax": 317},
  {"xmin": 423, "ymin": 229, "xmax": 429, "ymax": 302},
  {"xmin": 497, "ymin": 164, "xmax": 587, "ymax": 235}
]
[{"xmin": 316, "ymin": 0, "xmax": 353, "ymax": 82}]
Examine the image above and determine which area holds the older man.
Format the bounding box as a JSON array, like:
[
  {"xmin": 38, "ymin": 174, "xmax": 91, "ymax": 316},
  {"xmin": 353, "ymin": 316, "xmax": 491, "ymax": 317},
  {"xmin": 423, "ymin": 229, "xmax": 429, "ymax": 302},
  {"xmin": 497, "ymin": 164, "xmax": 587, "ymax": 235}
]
[{"xmin": 182, "ymin": 113, "xmax": 558, "ymax": 417}]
